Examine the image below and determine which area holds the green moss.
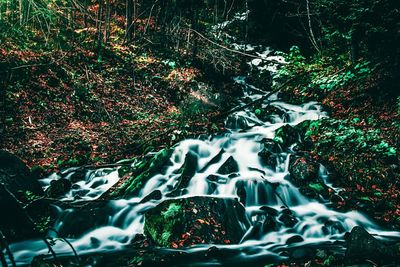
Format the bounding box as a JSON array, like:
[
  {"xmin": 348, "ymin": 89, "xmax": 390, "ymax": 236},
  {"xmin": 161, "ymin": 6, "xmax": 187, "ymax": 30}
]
[
  {"xmin": 162, "ymin": 203, "xmax": 182, "ymax": 219},
  {"xmin": 111, "ymin": 148, "xmax": 173, "ymax": 198},
  {"xmin": 305, "ymin": 117, "xmax": 399, "ymax": 189},
  {"xmin": 144, "ymin": 200, "xmax": 184, "ymax": 247}
]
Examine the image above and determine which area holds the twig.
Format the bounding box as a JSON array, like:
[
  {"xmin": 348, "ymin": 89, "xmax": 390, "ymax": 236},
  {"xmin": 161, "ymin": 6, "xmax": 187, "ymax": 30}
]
[
  {"xmin": 185, "ymin": 28, "xmax": 285, "ymax": 64},
  {"xmin": 0, "ymin": 230, "xmax": 15, "ymax": 267},
  {"xmin": 305, "ymin": 0, "xmax": 320, "ymax": 53},
  {"xmin": 214, "ymin": 74, "xmax": 305, "ymax": 119},
  {"xmin": 0, "ymin": 184, "xmax": 58, "ymax": 263},
  {"xmin": 0, "ymin": 249, "xmax": 7, "ymax": 267},
  {"xmin": 9, "ymin": 52, "xmax": 68, "ymax": 71},
  {"xmin": 48, "ymin": 229, "xmax": 80, "ymax": 266}
]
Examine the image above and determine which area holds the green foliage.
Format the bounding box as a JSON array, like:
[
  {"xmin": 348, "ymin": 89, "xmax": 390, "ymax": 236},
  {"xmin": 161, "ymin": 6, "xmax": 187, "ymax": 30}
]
[
  {"xmin": 144, "ymin": 200, "xmax": 184, "ymax": 247},
  {"xmin": 307, "ymin": 118, "xmax": 397, "ymax": 158},
  {"xmin": 308, "ymin": 183, "xmax": 325, "ymax": 193},
  {"xmin": 111, "ymin": 148, "xmax": 173, "ymax": 198},
  {"xmin": 162, "ymin": 203, "xmax": 182, "ymax": 219}
]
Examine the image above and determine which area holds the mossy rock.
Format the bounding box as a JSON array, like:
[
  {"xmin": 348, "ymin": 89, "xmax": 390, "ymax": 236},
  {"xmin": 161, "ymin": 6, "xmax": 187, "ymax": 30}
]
[
  {"xmin": 253, "ymin": 104, "xmax": 286, "ymax": 122},
  {"xmin": 111, "ymin": 148, "xmax": 173, "ymax": 198},
  {"xmin": 167, "ymin": 151, "xmax": 198, "ymax": 196},
  {"xmin": 258, "ymin": 138, "xmax": 282, "ymax": 169},
  {"xmin": 144, "ymin": 196, "xmax": 250, "ymax": 248},
  {"xmin": 288, "ymin": 156, "xmax": 320, "ymax": 187},
  {"xmin": 273, "ymin": 124, "xmax": 301, "ymax": 147}
]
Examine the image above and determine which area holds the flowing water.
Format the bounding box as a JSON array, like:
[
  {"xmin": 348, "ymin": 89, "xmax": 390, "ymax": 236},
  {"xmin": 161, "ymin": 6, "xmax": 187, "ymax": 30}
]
[{"xmin": 7, "ymin": 71, "xmax": 400, "ymax": 266}]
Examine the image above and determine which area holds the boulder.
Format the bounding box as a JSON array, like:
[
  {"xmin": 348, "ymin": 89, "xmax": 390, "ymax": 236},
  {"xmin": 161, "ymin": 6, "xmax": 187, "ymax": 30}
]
[
  {"xmin": 0, "ymin": 150, "xmax": 47, "ymax": 242},
  {"xmin": 144, "ymin": 196, "xmax": 250, "ymax": 248},
  {"xmin": 45, "ymin": 178, "xmax": 72, "ymax": 198},
  {"xmin": 0, "ymin": 150, "xmax": 43, "ymax": 197},
  {"xmin": 288, "ymin": 156, "xmax": 319, "ymax": 186},
  {"xmin": 218, "ymin": 156, "xmax": 239, "ymax": 175},
  {"xmin": 168, "ymin": 151, "xmax": 198, "ymax": 196},
  {"xmin": 253, "ymin": 105, "xmax": 286, "ymax": 122},
  {"xmin": 274, "ymin": 124, "xmax": 300, "ymax": 147},
  {"xmin": 110, "ymin": 148, "xmax": 173, "ymax": 198},
  {"xmin": 259, "ymin": 138, "xmax": 282, "ymax": 169},
  {"xmin": 345, "ymin": 226, "xmax": 400, "ymax": 264}
]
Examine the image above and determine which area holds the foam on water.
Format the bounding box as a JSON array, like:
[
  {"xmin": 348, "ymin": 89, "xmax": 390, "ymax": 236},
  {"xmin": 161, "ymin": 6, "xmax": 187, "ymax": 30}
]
[{"xmin": 8, "ymin": 75, "xmax": 399, "ymax": 266}]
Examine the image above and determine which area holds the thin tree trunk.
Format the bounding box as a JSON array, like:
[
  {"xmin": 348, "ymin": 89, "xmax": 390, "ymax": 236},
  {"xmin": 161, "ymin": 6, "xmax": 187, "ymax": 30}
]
[{"xmin": 125, "ymin": 0, "xmax": 133, "ymax": 40}]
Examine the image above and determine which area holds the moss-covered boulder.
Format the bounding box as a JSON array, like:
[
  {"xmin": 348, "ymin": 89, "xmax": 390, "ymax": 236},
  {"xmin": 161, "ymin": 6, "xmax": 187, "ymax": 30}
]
[
  {"xmin": 274, "ymin": 124, "xmax": 301, "ymax": 147},
  {"xmin": 144, "ymin": 196, "xmax": 250, "ymax": 248},
  {"xmin": 345, "ymin": 226, "xmax": 400, "ymax": 264},
  {"xmin": 288, "ymin": 156, "xmax": 320, "ymax": 187},
  {"xmin": 110, "ymin": 148, "xmax": 173, "ymax": 198}
]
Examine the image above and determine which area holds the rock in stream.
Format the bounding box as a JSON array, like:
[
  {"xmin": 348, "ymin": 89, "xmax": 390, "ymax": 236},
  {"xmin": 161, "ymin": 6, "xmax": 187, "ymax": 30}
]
[{"xmin": 144, "ymin": 196, "xmax": 250, "ymax": 248}]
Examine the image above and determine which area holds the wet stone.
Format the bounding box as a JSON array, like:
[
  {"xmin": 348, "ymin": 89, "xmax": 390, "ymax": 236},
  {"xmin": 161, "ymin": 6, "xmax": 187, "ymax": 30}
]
[
  {"xmin": 45, "ymin": 178, "xmax": 72, "ymax": 198},
  {"xmin": 345, "ymin": 226, "xmax": 400, "ymax": 264},
  {"xmin": 288, "ymin": 156, "xmax": 320, "ymax": 186},
  {"xmin": 218, "ymin": 156, "xmax": 239, "ymax": 175},
  {"xmin": 286, "ymin": 235, "xmax": 304, "ymax": 245},
  {"xmin": 140, "ymin": 190, "xmax": 162, "ymax": 203},
  {"xmin": 278, "ymin": 212, "xmax": 298, "ymax": 228},
  {"xmin": 144, "ymin": 196, "xmax": 250, "ymax": 248}
]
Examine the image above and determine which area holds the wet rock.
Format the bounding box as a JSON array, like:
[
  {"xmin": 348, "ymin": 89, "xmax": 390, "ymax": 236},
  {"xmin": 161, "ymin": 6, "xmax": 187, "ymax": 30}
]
[
  {"xmin": 205, "ymin": 246, "xmax": 222, "ymax": 259},
  {"xmin": 68, "ymin": 169, "xmax": 87, "ymax": 183},
  {"xmin": 168, "ymin": 151, "xmax": 198, "ymax": 196},
  {"xmin": 111, "ymin": 148, "xmax": 173, "ymax": 198},
  {"xmin": 0, "ymin": 150, "xmax": 43, "ymax": 197},
  {"xmin": 218, "ymin": 156, "xmax": 239, "ymax": 175},
  {"xmin": 253, "ymin": 105, "xmax": 285, "ymax": 122},
  {"xmin": 345, "ymin": 226, "xmax": 400, "ymax": 264},
  {"xmin": 274, "ymin": 124, "xmax": 300, "ymax": 147},
  {"xmin": 278, "ymin": 210, "xmax": 298, "ymax": 228},
  {"xmin": 0, "ymin": 150, "xmax": 47, "ymax": 242},
  {"xmin": 259, "ymin": 139, "xmax": 281, "ymax": 169},
  {"xmin": 45, "ymin": 178, "xmax": 72, "ymax": 198},
  {"xmin": 140, "ymin": 190, "xmax": 162, "ymax": 203},
  {"xmin": 260, "ymin": 206, "xmax": 278, "ymax": 216},
  {"xmin": 144, "ymin": 196, "xmax": 250, "ymax": 248},
  {"xmin": 236, "ymin": 180, "xmax": 247, "ymax": 205},
  {"xmin": 290, "ymin": 247, "xmax": 315, "ymax": 260},
  {"xmin": 288, "ymin": 156, "xmax": 320, "ymax": 186},
  {"xmin": 286, "ymin": 235, "xmax": 304, "ymax": 245},
  {"xmin": 226, "ymin": 113, "xmax": 253, "ymax": 130}
]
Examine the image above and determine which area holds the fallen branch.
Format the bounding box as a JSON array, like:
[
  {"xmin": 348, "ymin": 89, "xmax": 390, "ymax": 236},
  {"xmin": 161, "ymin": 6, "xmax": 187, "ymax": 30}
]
[
  {"xmin": 213, "ymin": 74, "xmax": 303, "ymax": 119},
  {"xmin": 0, "ymin": 183, "xmax": 58, "ymax": 263},
  {"xmin": 185, "ymin": 28, "xmax": 285, "ymax": 64},
  {"xmin": 0, "ymin": 230, "xmax": 16, "ymax": 267},
  {"xmin": 48, "ymin": 229, "xmax": 80, "ymax": 266}
]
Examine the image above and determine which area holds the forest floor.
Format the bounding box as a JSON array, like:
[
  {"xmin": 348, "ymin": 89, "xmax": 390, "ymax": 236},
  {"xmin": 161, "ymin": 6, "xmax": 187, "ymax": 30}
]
[
  {"xmin": 0, "ymin": 39, "xmax": 241, "ymax": 174},
  {"xmin": 276, "ymin": 57, "xmax": 400, "ymax": 230}
]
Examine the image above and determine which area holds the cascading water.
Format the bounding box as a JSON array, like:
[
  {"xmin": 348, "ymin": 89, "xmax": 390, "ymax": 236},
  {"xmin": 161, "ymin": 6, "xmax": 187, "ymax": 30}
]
[{"xmin": 7, "ymin": 70, "xmax": 400, "ymax": 266}]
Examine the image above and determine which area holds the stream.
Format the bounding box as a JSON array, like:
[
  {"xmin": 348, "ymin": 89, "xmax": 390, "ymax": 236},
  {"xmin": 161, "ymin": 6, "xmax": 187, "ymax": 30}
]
[{"xmin": 7, "ymin": 66, "xmax": 400, "ymax": 266}]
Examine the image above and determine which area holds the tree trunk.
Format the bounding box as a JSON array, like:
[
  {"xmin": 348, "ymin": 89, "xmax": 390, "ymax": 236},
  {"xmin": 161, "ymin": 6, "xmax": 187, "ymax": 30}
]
[{"xmin": 125, "ymin": 0, "xmax": 133, "ymax": 40}]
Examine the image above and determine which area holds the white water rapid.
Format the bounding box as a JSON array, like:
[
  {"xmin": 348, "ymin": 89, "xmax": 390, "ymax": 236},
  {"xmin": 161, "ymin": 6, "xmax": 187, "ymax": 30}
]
[{"xmin": 7, "ymin": 73, "xmax": 400, "ymax": 266}]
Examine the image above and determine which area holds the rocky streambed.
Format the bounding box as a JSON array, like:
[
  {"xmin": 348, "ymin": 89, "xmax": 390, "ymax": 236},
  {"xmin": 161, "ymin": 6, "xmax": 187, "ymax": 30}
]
[{"xmin": 2, "ymin": 70, "xmax": 400, "ymax": 266}]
